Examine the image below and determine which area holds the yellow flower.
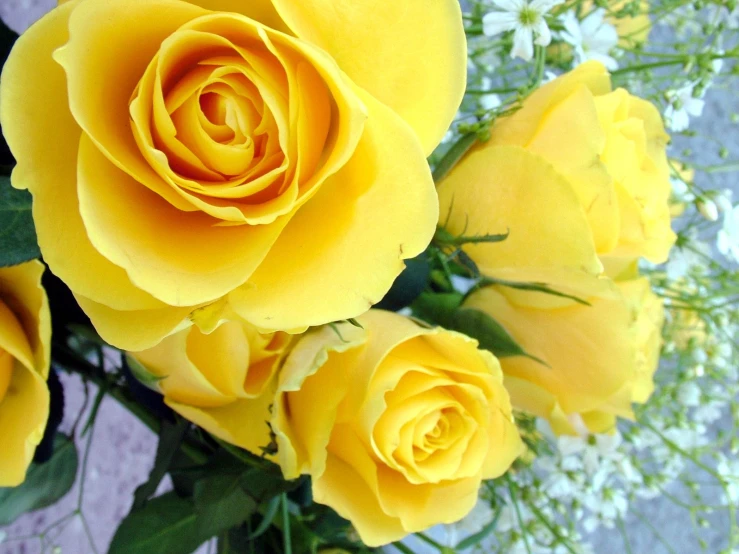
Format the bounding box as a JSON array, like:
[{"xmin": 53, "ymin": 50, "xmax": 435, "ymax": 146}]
[
  {"xmin": 464, "ymin": 275, "xmax": 664, "ymax": 435},
  {"xmin": 439, "ymin": 61, "xmax": 675, "ymax": 276},
  {"xmin": 129, "ymin": 318, "xmax": 291, "ymax": 453},
  {"xmin": 0, "ymin": 260, "xmax": 51, "ymax": 486},
  {"xmin": 1, "ymin": 0, "xmax": 466, "ymax": 350},
  {"xmin": 606, "ymin": 0, "xmax": 651, "ymax": 46},
  {"xmin": 272, "ymin": 310, "xmax": 522, "ymax": 546}
]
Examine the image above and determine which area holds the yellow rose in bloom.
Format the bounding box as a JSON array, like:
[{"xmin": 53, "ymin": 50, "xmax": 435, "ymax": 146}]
[
  {"xmin": 439, "ymin": 61, "xmax": 675, "ymax": 277},
  {"xmin": 464, "ymin": 275, "xmax": 664, "ymax": 435},
  {"xmin": 129, "ymin": 318, "xmax": 290, "ymax": 452},
  {"xmin": 272, "ymin": 311, "xmax": 523, "ymax": 546},
  {"xmin": 1, "ymin": 0, "xmax": 466, "ymax": 350},
  {"xmin": 0, "ymin": 261, "xmax": 51, "ymax": 486}
]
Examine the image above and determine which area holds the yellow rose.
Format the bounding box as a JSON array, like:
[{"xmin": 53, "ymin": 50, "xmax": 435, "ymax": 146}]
[
  {"xmin": 464, "ymin": 275, "xmax": 664, "ymax": 435},
  {"xmin": 1, "ymin": 0, "xmax": 466, "ymax": 350},
  {"xmin": 439, "ymin": 61, "xmax": 675, "ymax": 276},
  {"xmin": 129, "ymin": 318, "xmax": 291, "ymax": 453},
  {"xmin": 272, "ymin": 311, "xmax": 523, "ymax": 546},
  {"xmin": 606, "ymin": 0, "xmax": 651, "ymax": 46},
  {"xmin": 0, "ymin": 260, "xmax": 51, "ymax": 486}
]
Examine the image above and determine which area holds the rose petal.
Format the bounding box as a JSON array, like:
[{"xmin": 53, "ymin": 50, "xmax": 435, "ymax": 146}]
[
  {"xmin": 270, "ymin": 0, "xmax": 466, "ymax": 155},
  {"xmin": 230, "ymin": 88, "xmax": 437, "ymax": 331}
]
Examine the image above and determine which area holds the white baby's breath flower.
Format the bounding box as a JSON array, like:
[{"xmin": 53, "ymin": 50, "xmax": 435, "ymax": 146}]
[
  {"xmin": 477, "ymin": 76, "xmax": 503, "ymax": 111},
  {"xmin": 717, "ymin": 204, "xmax": 739, "ymax": 263},
  {"xmin": 717, "ymin": 454, "xmax": 739, "ymax": 505},
  {"xmin": 716, "ymin": 190, "xmax": 734, "ymax": 213},
  {"xmin": 665, "ymin": 235, "xmax": 711, "ymax": 280},
  {"xmin": 560, "ymin": 9, "xmax": 619, "ymax": 70},
  {"xmin": 452, "ymin": 498, "xmax": 495, "ymax": 539},
  {"xmin": 664, "ymin": 83, "xmax": 705, "ymax": 131},
  {"xmin": 483, "ymin": 0, "xmax": 565, "ymax": 61},
  {"xmin": 671, "ymin": 175, "xmax": 694, "ymax": 202},
  {"xmin": 677, "ymin": 381, "xmax": 702, "ymax": 407}
]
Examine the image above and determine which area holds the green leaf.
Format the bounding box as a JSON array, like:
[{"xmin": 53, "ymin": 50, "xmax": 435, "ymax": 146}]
[
  {"xmin": 449, "ymin": 308, "xmax": 548, "ymax": 365},
  {"xmin": 479, "ymin": 277, "xmax": 591, "ymax": 306},
  {"xmin": 0, "ymin": 435, "xmax": 78, "ymax": 525},
  {"xmin": 411, "ymin": 291, "xmax": 464, "ymax": 326},
  {"xmin": 375, "ymin": 253, "xmax": 431, "ymax": 312},
  {"xmin": 248, "ymin": 496, "xmax": 281, "ymax": 540},
  {"xmin": 0, "ymin": 175, "xmax": 40, "ymax": 267},
  {"xmin": 0, "ymin": 17, "xmax": 18, "ymax": 80},
  {"xmin": 434, "ymin": 226, "xmax": 510, "ymax": 248},
  {"xmin": 194, "ymin": 473, "xmax": 259, "ymax": 534},
  {"xmin": 109, "ymin": 492, "xmax": 205, "ymax": 554},
  {"xmin": 432, "ymin": 133, "xmax": 477, "ymax": 183},
  {"xmin": 239, "ymin": 465, "xmax": 302, "ymax": 502},
  {"xmin": 455, "ymin": 508, "xmax": 501, "ymax": 550},
  {"xmin": 126, "ymin": 353, "xmax": 167, "ymax": 390},
  {"xmin": 218, "ymin": 526, "xmax": 253, "ymax": 554},
  {"xmin": 412, "ymin": 293, "xmax": 547, "ymax": 365},
  {"xmin": 132, "ymin": 418, "xmax": 190, "ymax": 510}
]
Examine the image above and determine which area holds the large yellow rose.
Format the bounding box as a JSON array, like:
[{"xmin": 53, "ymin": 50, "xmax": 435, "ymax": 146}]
[
  {"xmin": 0, "ymin": 0, "xmax": 465, "ymax": 350},
  {"xmin": 272, "ymin": 311, "xmax": 523, "ymax": 546},
  {"xmin": 0, "ymin": 260, "xmax": 51, "ymax": 486},
  {"xmin": 129, "ymin": 317, "xmax": 291, "ymax": 453},
  {"xmin": 464, "ymin": 275, "xmax": 664, "ymax": 435},
  {"xmin": 439, "ymin": 61, "xmax": 675, "ymax": 273}
]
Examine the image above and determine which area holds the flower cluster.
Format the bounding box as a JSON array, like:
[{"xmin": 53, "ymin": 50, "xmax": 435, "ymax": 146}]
[{"xmin": 0, "ymin": 0, "xmax": 736, "ymax": 552}]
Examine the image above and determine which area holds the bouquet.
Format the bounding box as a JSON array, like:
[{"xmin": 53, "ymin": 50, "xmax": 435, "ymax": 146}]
[{"xmin": 0, "ymin": 0, "xmax": 736, "ymax": 552}]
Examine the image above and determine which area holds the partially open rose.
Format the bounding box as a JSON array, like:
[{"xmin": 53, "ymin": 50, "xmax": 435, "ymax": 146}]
[
  {"xmin": 272, "ymin": 311, "xmax": 523, "ymax": 545},
  {"xmin": 129, "ymin": 317, "xmax": 291, "ymax": 453},
  {"xmin": 464, "ymin": 275, "xmax": 664, "ymax": 435},
  {"xmin": 0, "ymin": 261, "xmax": 51, "ymax": 486},
  {"xmin": 1, "ymin": 0, "xmax": 465, "ymax": 350},
  {"xmin": 439, "ymin": 61, "xmax": 675, "ymax": 274}
]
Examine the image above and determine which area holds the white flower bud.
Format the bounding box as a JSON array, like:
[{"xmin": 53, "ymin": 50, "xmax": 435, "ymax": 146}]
[{"xmin": 697, "ymin": 198, "xmax": 719, "ymax": 221}]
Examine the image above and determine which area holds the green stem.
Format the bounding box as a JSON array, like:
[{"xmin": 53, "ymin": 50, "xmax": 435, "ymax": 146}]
[
  {"xmin": 281, "ymin": 493, "xmax": 292, "ymax": 554},
  {"xmin": 505, "ymin": 475, "xmax": 532, "ymax": 554},
  {"xmin": 415, "ymin": 531, "xmax": 446, "ymax": 551},
  {"xmin": 392, "ymin": 542, "xmax": 416, "ymax": 554},
  {"xmin": 433, "ymin": 133, "xmax": 477, "ymax": 183}
]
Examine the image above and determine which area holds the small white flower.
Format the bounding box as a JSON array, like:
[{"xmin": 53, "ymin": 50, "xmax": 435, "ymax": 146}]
[
  {"xmin": 717, "ymin": 454, "xmax": 739, "ymax": 504},
  {"xmin": 453, "ymin": 498, "xmax": 495, "ymax": 536},
  {"xmin": 670, "ymin": 175, "xmax": 695, "ymax": 203},
  {"xmin": 693, "ymin": 401, "xmax": 723, "ymax": 424},
  {"xmin": 477, "ymin": 76, "xmax": 502, "ymax": 111},
  {"xmin": 716, "ymin": 190, "xmax": 734, "ymax": 213},
  {"xmin": 665, "ymin": 236, "xmax": 711, "ymax": 280},
  {"xmin": 717, "ymin": 204, "xmax": 739, "ymax": 263},
  {"xmin": 483, "ymin": 0, "xmax": 565, "ymax": 61},
  {"xmin": 560, "ymin": 9, "xmax": 619, "ymax": 70},
  {"xmin": 664, "ymin": 84, "xmax": 705, "ymax": 132},
  {"xmin": 677, "ymin": 381, "xmax": 702, "ymax": 407}
]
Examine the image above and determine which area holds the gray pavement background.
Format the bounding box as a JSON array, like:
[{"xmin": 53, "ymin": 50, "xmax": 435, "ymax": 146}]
[{"xmin": 0, "ymin": 1, "xmax": 737, "ymax": 553}]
